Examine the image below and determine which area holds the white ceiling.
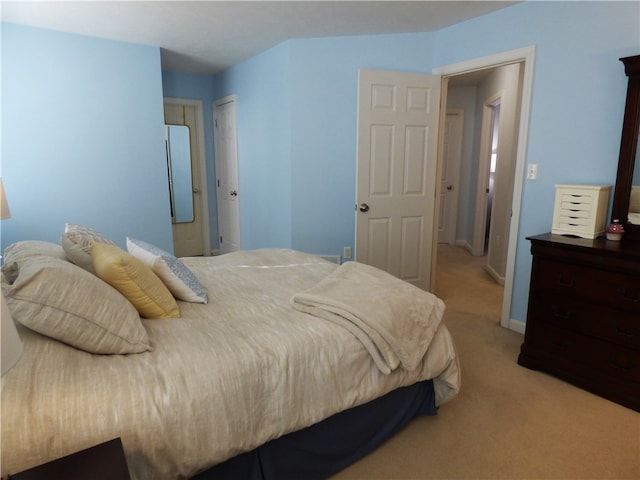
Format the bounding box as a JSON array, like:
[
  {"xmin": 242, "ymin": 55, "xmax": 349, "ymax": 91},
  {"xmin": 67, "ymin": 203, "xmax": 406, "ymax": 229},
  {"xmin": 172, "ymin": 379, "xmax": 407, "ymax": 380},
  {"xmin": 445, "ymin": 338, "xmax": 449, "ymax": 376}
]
[{"xmin": 1, "ymin": 1, "xmax": 519, "ymax": 75}]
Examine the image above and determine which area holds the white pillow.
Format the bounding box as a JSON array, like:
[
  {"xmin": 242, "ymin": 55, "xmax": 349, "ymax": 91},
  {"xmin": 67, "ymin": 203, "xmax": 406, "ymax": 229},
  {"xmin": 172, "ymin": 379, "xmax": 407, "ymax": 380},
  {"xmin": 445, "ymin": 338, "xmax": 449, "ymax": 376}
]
[{"xmin": 126, "ymin": 237, "xmax": 208, "ymax": 304}]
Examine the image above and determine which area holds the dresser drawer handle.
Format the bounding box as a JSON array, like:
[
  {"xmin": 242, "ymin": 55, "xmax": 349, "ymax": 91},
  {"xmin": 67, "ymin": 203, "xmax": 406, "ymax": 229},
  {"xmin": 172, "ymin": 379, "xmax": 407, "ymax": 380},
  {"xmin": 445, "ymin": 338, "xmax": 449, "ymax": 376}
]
[
  {"xmin": 616, "ymin": 287, "xmax": 640, "ymax": 303},
  {"xmin": 555, "ymin": 274, "xmax": 576, "ymax": 288},
  {"xmin": 551, "ymin": 305, "xmax": 574, "ymax": 320},
  {"xmin": 607, "ymin": 356, "xmax": 638, "ymax": 371}
]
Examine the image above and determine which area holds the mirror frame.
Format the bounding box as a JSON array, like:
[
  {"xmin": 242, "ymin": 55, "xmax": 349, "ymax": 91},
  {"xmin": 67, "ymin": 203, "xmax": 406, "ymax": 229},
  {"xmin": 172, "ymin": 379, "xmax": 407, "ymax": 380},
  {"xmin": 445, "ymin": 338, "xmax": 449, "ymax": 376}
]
[{"xmin": 612, "ymin": 54, "xmax": 640, "ymax": 241}]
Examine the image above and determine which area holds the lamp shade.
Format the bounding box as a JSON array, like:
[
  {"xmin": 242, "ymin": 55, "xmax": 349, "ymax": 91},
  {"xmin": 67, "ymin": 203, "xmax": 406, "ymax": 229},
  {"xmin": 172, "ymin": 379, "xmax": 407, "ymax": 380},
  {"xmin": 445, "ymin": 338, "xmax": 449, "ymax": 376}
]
[
  {"xmin": 0, "ymin": 178, "xmax": 10, "ymax": 220},
  {"xmin": 1, "ymin": 294, "xmax": 23, "ymax": 376}
]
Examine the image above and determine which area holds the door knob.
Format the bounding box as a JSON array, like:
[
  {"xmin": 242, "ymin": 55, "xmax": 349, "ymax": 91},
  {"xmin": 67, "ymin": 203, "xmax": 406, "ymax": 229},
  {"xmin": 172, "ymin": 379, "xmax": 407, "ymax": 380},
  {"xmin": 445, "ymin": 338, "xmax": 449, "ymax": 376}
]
[
  {"xmin": 359, "ymin": 203, "xmax": 370, "ymax": 212},
  {"xmin": 193, "ymin": 188, "xmax": 200, "ymax": 194},
  {"xmin": 230, "ymin": 190, "xmax": 238, "ymax": 197},
  {"xmin": 447, "ymin": 185, "xmax": 453, "ymax": 191}
]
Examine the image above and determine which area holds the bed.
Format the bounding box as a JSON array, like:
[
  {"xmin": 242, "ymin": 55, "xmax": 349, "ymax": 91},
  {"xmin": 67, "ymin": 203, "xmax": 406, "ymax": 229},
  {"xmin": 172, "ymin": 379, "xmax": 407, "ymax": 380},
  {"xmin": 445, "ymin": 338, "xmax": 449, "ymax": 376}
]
[{"xmin": 1, "ymin": 228, "xmax": 460, "ymax": 479}]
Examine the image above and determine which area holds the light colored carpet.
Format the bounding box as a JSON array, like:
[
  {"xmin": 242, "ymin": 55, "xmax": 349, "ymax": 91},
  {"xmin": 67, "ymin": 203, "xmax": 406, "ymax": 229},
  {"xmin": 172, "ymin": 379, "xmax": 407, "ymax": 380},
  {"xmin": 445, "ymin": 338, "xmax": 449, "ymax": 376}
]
[{"xmin": 331, "ymin": 245, "xmax": 640, "ymax": 480}]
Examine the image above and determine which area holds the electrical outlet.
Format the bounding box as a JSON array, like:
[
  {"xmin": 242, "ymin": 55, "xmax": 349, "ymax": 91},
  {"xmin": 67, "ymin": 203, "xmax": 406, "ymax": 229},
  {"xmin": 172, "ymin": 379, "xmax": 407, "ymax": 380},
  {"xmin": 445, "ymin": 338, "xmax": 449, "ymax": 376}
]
[{"xmin": 343, "ymin": 246, "xmax": 352, "ymax": 259}]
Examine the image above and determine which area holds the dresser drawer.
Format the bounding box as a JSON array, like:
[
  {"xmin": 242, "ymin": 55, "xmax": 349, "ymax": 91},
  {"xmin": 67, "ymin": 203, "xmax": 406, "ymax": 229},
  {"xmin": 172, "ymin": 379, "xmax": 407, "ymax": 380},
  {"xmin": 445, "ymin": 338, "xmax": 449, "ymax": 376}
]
[
  {"xmin": 530, "ymin": 293, "xmax": 640, "ymax": 350},
  {"xmin": 523, "ymin": 234, "xmax": 640, "ymax": 411},
  {"xmin": 529, "ymin": 322, "xmax": 640, "ymax": 383},
  {"xmin": 533, "ymin": 259, "xmax": 640, "ymax": 313}
]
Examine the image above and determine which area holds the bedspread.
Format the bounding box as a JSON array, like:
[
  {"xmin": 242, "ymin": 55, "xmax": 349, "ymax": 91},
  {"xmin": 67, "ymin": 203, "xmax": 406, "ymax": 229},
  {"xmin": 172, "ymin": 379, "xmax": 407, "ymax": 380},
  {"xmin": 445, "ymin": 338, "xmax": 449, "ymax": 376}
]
[{"xmin": 1, "ymin": 249, "xmax": 460, "ymax": 479}]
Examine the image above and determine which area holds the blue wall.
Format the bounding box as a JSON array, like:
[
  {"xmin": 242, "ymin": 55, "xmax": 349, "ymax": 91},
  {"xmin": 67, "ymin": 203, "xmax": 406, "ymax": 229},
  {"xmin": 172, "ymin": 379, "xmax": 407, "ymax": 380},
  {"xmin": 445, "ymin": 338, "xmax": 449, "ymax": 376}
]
[
  {"xmin": 1, "ymin": 23, "xmax": 172, "ymax": 252},
  {"xmin": 210, "ymin": 32, "xmax": 433, "ymax": 255},
  {"xmin": 288, "ymin": 32, "xmax": 434, "ymax": 256},
  {"xmin": 213, "ymin": 43, "xmax": 292, "ymax": 250}
]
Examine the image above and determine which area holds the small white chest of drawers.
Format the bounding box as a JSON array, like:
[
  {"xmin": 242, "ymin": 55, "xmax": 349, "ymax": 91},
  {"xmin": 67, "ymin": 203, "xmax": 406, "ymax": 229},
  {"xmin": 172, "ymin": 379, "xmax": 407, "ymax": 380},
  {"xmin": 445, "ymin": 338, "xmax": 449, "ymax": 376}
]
[{"xmin": 551, "ymin": 184, "xmax": 611, "ymax": 239}]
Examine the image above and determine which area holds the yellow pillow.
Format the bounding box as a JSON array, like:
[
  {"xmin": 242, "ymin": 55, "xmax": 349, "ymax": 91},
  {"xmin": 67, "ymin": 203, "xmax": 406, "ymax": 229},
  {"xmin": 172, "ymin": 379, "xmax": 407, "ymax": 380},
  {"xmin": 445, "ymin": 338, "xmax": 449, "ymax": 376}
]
[{"xmin": 92, "ymin": 242, "xmax": 179, "ymax": 319}]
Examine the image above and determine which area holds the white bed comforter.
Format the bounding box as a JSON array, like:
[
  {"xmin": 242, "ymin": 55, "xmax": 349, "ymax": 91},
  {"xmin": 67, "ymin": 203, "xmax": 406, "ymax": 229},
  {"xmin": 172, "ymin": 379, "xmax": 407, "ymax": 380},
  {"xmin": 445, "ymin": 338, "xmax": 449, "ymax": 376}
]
[{"xmin": 1, "ymin": 249, "xmax": 460, "ymax": 479}]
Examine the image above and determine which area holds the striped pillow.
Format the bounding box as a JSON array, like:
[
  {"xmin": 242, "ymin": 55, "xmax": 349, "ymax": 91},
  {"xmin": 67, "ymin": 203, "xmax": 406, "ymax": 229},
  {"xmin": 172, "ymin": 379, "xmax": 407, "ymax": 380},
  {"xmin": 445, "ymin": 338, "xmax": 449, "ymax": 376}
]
[{"xmin": 126, "ymin": 237, "xmax": 208, "ymax": 304}]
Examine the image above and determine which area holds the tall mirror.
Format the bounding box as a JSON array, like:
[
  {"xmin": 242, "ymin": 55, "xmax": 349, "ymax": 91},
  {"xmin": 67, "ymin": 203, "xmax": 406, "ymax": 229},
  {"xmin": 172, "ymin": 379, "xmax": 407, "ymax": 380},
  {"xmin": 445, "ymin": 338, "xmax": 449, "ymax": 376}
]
[
  {"xmin": 611, "ymin": 54, "xmax": 640, "ymax": 240},
  {"xmin": 165, "ymin": 124, "xmax": 194, "ymax": 223}
]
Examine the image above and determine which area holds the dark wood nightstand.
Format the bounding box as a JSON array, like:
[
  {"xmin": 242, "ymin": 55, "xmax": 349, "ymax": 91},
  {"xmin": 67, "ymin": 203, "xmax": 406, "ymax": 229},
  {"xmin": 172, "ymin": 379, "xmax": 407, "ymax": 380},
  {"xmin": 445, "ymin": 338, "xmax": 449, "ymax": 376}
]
[{"xmin": 7, "ymin": 438, "xmax": 130, "ymax": 480}]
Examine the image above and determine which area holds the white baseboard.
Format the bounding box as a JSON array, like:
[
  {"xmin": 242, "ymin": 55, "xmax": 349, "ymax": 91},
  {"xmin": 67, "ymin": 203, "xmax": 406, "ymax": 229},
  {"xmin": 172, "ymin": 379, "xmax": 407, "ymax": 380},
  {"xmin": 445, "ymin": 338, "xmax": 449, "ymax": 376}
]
[
  {"xmin": 506, "ymin": 318, "xmax": 526, "ymax": 335},
  {"xmin": 485, "ymin": 263, "xmax": 505, "ymax": 286},
  {"xmin": 454, "ymin": 239, "xmax": 473, "ymax": 253},
  {"xmin": 318, "ymin": 254, "xmax": 341, "ymax": 265}
]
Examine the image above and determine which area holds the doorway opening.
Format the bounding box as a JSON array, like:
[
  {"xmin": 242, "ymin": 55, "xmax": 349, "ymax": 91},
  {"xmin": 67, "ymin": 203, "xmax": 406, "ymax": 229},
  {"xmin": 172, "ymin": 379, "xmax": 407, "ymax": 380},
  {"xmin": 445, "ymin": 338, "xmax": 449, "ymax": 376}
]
[
  {"xmin": 163, "ymin": 98, "xmax": 211, "ymax": 257},
  {"xmin": 432, "ymin": 46, "xmax": 535, "ymax": 332},
  {"xmin": 435, "ymin": 73, "xmax": 507, "ymax": 322}
]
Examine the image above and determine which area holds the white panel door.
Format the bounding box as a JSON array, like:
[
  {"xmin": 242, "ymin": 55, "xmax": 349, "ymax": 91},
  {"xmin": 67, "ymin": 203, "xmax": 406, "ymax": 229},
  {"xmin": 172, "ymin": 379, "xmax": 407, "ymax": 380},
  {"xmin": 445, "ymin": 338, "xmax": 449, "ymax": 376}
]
[
  {"xmin": 214, "ymin": 97, "xmax": 240, "ymax": 254},
  {"xmin": 355, "ymin": 70, "xmax": 441, "ymax": 291},
  {"xmin": 438, "ymin": 109, "xmax": 463, "ymax": 244}
]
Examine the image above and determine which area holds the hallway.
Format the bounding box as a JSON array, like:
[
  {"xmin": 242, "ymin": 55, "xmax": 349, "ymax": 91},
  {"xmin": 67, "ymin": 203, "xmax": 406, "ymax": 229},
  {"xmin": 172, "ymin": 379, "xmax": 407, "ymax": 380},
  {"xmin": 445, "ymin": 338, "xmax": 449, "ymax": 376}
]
[{"xmin": 433, "ymin": 244, "xmax": 504, "ymax": 321}]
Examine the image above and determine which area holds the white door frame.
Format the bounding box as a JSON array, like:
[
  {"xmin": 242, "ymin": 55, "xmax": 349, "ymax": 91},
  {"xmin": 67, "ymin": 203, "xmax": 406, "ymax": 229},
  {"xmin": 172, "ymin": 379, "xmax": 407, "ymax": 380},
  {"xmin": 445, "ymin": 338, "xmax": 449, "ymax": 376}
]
[
  {"xmin": 432, "ymin": 45, "xmax": 536, "ymax": 333},
  {"xmin": 163, "ymin": 97, "xmax": 212, "ymax": 256}
]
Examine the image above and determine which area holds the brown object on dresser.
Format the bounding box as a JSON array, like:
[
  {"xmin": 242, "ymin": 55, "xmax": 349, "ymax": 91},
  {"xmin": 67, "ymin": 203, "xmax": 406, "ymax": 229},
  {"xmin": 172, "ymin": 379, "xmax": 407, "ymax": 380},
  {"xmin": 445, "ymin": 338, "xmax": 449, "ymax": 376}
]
[
  {"xmin": 8, "ymin": 438, "xmax": 130, "ymax": 480},
  {"xmin": 518, "ymin": 233, "xmax": 640, "ymax": 412}
]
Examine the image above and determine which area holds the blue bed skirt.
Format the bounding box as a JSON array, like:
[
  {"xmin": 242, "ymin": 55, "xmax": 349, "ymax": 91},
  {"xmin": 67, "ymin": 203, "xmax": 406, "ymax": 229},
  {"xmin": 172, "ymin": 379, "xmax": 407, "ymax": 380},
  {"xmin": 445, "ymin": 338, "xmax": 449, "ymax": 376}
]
[{"xmin": 192, "ymin": 379, "xmax": 436, "ymax": 480}]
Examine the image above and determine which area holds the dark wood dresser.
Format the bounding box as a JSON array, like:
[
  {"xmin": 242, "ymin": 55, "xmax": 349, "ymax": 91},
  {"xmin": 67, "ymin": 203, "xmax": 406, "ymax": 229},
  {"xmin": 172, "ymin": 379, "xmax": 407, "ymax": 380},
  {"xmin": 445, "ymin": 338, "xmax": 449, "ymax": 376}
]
[{"xmin": 518, "ymin": 233, "xmax": 640, "ymax": 412}]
